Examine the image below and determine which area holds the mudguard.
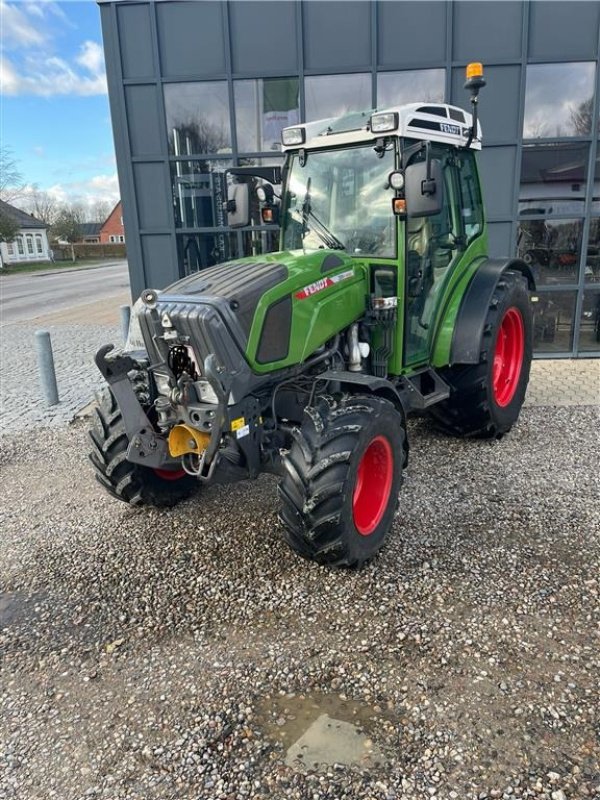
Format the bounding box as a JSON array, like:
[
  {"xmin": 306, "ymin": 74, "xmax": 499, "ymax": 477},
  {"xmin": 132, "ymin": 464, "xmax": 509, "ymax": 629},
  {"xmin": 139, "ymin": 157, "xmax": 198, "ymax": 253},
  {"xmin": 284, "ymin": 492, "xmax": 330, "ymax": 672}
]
[{"xmin": 449, "ymin": 258, "xmax": 535, "ymax": 365}]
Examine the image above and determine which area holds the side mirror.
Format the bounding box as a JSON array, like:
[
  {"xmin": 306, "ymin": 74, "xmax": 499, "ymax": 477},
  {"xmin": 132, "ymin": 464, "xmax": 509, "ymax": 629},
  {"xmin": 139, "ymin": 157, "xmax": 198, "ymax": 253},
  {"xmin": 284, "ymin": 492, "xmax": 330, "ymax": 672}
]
[
  {"xmin": 404, "ymin": 159, "xmax": 443, "ymax": 218},
  {"xmin": 226, "ymin": 182, "xmax": 250, "ymax": 228}
]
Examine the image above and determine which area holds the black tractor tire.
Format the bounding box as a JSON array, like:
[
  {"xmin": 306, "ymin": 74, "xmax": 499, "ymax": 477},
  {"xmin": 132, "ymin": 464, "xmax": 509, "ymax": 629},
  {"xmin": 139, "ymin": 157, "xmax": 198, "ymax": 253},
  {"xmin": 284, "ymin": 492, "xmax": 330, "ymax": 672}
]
[
  {"xmin": 88, "ymin": 386, "xmax": 198, "ymax": 507},
  {"xmin": 429, "ymin": 270, "xmax": 533, "ymax": 438},
  {"xmin": 278, "ymin": 394, "xmax": 407, "ymax": 567}
]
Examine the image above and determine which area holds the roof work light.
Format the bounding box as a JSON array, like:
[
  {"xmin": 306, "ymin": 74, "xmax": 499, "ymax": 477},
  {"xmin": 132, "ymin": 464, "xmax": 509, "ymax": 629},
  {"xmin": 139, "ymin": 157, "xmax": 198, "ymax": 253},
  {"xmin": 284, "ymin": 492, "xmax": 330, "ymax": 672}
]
[{"xmin": 282, "ymin": 127, "xmax": 305, "ymax": 146}]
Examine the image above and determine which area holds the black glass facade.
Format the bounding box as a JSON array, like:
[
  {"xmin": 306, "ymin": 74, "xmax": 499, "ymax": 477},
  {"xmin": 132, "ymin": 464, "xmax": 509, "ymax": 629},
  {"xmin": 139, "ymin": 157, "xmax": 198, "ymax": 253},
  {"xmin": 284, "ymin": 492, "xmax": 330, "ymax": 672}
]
[{"xmin": 100, "ymin": 0, "xmax": 600, "ymax": 357}]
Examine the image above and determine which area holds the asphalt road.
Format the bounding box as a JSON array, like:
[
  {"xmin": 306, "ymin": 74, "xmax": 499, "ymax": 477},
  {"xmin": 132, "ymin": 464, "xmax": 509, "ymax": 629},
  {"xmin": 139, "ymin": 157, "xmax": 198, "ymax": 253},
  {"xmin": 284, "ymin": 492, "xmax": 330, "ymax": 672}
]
[{"xmin": 0, "ymin": 261, "xmax": 130, "ymax": 325}]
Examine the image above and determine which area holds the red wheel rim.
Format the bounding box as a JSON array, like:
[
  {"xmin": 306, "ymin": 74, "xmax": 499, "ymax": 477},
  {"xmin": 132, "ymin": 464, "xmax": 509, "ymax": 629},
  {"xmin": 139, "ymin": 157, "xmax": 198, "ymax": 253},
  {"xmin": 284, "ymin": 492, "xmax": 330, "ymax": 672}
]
[
  {"xmin": 153, "ymin": 467, "xmax": 186, "ymax": 481},
  {"xmin": 352, "ymin": 436, "xmax": 394, "ymax": 536},
  {"xmin": 492, "ymin": 307, "xmax": 525, "ymax": 407}
]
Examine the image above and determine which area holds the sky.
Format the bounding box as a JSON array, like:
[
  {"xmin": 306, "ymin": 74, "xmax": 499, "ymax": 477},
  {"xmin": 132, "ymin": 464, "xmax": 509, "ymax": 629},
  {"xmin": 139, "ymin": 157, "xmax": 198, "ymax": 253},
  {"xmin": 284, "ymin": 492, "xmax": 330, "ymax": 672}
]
[{"xmin": 1, "ymin": 0, "xmax": 119, "ymax": 209}]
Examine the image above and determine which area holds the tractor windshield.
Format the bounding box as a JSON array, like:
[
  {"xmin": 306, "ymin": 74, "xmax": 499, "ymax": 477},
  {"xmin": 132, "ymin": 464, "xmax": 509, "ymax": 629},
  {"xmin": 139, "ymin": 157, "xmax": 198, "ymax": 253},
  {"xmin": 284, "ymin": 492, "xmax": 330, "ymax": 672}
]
[{"xmin": 281, "ymin": 143, "xmax": 396, "ymax": 258}]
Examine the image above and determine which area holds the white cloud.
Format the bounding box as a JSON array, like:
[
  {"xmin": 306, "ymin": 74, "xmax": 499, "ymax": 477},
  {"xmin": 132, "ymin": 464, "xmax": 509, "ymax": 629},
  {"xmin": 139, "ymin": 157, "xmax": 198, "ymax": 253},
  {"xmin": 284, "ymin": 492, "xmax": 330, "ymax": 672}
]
[
  {"xmin": 0, "ymin": 2, "xmax": 107, "ymax": 96},
  {"xmin": 0, "ymin": 1, "xmax": 46, "ymax": 47},
  {"xmin": 76, "ymin": 40, "xmax": 104, "ymax": 75},
  {"xmin": 1, "ymin": 50, "xmax": 107, "ymax": 96},
  {"xmin": 46, "ymin": 172, "xmax": 120, "ymax": 209}
]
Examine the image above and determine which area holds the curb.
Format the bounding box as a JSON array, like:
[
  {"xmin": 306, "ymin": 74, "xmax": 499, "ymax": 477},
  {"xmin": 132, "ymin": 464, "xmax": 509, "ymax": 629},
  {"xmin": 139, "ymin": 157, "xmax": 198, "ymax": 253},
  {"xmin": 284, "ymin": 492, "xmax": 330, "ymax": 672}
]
[{"xmin": 0, "ymin": 261, "xmax": 126, "ymax": 279}]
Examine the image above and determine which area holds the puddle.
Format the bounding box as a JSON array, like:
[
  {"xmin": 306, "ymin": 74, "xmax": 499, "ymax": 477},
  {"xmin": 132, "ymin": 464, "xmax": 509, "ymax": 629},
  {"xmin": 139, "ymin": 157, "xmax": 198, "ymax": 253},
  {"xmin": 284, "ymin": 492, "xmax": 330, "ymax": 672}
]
[
  {"xmin": 285, "ymin": 712, "xmax": 385, "ymax": 771},
  {"xmin": 258, "ymin": 691, "xmax": 389, "ymax": 772}
]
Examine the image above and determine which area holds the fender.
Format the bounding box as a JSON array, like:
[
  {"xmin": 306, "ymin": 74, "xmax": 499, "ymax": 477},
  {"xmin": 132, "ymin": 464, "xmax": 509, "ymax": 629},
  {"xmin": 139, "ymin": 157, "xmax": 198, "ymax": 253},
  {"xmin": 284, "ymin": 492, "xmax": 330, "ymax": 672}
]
[
  {"xmin": 449, "ymin": 258, "xmax": 535, "ymax": 365},
  {"xmin": 316, "ymin": 369, "xmax": 406, "ymax": 418}
]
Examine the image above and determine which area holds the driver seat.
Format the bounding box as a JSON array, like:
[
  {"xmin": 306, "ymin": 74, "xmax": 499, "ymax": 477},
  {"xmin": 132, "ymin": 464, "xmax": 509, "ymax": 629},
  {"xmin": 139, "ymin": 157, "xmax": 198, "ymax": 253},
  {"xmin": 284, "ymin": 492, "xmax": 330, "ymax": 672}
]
[{"xmin": 406, "ymin": 216, "xmax": 430, "ymax": 257}]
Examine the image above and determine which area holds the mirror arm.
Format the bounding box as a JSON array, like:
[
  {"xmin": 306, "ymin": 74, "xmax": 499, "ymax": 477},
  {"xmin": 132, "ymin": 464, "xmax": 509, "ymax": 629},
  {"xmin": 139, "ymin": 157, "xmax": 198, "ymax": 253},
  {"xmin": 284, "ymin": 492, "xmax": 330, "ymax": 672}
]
[{"xmin": 421, "ymin": 141, "xmax": 436, "ymax": 196}]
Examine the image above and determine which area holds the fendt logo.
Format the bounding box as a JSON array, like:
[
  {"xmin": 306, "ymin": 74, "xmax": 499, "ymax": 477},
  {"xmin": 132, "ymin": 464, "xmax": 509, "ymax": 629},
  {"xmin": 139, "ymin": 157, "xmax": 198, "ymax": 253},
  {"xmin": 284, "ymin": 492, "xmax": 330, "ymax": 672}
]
[{"xmin": 295, "ymin": 269, "xmax": 354, "ymax": 300}]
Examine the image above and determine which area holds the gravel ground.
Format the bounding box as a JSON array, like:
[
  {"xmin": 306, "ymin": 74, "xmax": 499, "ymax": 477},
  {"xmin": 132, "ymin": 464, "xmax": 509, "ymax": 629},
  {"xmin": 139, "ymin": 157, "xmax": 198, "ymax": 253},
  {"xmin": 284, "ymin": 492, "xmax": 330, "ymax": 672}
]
[
  {"xmin": 0, "ymin": 323, "xmax": 119, "ymax": 433},
  {"xmin": 1, "ymin": 406, "xmax": 599, "ymax": 800}
]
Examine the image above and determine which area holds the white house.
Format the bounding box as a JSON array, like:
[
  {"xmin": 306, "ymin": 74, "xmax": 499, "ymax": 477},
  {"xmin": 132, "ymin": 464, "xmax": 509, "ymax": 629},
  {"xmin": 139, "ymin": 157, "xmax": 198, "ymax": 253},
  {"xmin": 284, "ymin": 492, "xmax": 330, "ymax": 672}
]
[{"xmin": 0, "ymin": 199, "xmax": 51, "ymax": 266}]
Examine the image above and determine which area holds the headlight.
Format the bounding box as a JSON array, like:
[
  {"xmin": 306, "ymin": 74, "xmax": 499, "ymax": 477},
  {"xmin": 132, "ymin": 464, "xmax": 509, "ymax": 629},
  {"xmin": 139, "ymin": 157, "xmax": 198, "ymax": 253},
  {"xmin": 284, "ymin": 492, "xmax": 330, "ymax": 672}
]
[
  {"xmin": 371, "ymin": 112, "xmax": 398, "ymax": 133},
  {"xmin": 282, "ymin": 127, "xmax": 305, "ymax": 146},
  {"xmin": 124, "ymin": 297, "xmax": 147, "ymax": 352}
]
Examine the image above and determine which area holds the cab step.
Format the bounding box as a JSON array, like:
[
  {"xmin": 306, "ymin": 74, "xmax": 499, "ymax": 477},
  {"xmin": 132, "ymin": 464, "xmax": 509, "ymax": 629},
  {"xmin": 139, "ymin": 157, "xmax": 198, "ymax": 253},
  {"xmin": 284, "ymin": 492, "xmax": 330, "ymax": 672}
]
[{"xmin": 400, "ymin": 368, "xmax": 451, "ymax": 411}]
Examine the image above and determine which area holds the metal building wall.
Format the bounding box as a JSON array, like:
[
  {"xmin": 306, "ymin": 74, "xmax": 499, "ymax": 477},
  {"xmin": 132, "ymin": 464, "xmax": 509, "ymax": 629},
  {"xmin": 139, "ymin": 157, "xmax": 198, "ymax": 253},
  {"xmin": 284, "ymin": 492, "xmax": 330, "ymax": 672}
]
[{"xmin": 98, "ymin": 0, "xmax": 600, "ymax": 357}]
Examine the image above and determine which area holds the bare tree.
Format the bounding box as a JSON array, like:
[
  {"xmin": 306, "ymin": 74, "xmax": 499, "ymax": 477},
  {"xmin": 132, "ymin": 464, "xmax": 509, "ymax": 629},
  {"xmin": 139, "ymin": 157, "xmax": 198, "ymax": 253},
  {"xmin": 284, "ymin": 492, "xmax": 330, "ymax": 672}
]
[
  {"xmin": 0, "ymin": 147, "xmax": 25, "ymax": 203},
  {"xmin": 88, "ymin": 200, "xmax": 111, "ymax": 223},
  {"xmin": 20, "ymin": 188, "xmax": 59, "ymax": 226},
  {"xmin": 168, "ymin": 118, "xmax": 230, "ymax": 157},
  {"xmin": 570, "ymin": 97, "xmax": 593, "ymax": 137},
  {"xmin": 52, "ymin": 205, "xmax": 85, "ymax": 262}
]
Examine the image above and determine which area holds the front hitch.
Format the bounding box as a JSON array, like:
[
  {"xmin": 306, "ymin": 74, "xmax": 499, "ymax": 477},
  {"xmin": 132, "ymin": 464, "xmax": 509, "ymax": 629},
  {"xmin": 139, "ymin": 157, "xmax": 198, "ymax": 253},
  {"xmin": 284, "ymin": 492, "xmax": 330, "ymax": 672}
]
[{"xmin": 94, "ymin": 344, "xmax": 173, "ymax": 470}]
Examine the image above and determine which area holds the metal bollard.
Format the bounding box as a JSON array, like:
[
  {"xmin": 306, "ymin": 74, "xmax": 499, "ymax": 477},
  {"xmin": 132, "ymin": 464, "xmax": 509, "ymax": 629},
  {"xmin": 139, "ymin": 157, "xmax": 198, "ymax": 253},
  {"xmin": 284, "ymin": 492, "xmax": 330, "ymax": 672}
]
[
  {"xmin": 120, "ymin": 304, "xmax": 131, "ymax": 344},
  {"xmin": 35, "ymin": 330, "xmax": 59, "ymax": 406}
]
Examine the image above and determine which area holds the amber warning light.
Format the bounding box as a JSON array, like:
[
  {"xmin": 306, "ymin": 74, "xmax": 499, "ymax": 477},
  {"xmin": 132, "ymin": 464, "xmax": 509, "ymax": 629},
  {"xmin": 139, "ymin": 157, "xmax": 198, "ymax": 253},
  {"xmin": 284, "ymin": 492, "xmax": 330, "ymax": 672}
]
[{"xmin": 466, "ymin": 62, "xmax": 484, "ymax": 80}]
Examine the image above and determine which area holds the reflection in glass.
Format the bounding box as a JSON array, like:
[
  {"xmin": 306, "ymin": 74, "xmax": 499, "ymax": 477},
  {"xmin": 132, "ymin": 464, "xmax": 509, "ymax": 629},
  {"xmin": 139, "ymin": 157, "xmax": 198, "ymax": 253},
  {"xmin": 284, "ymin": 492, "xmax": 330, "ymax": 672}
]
[
  {"xmin": 304, "ymin": 73, "xmax": 372, "ymax": 122},
  {"xmin": 177, "ymin": 232, "xmax": 240, "ymax": 275},
  {"xmin": 282, "ymin": 144, "xmax": 396, "ymax": 258},
  {"xmin": 585, "ymin": 218, "xmax": 600, "ymax": 283},
  {"xmin": 164, "ymin": 82, "xmax": 231, "ymax": 155},
  {"xmin": 531, "ymin": 291, "xmax": 576, "ymax": 353},
  {"xmin": 519, "ymin": 143, "xmax": 590, "ymax": 216},
  {"xmin": 578, "ymin": 291, "xmax": 600, "ymax": 351},
  {"xmin": 170, "ymin": 160, "xmax": 231, "ymax": 229},
  {"xmin": 377, "ymin": 69, "xmax": 445, "ymax": 109},
  {"xmin": 242, "ymin": 228, "xmax": 280, "ymax": 258},
  {"xmin": 517, "ymin": 218, "xmax": 582, "ymax": 286},
  {"xmin": 234, "ymin": 78, "xmax": 299, "ymax": 152},
  {"xmin": 523, "ymin": 62, "xmax": 595, "ymax": 139}
]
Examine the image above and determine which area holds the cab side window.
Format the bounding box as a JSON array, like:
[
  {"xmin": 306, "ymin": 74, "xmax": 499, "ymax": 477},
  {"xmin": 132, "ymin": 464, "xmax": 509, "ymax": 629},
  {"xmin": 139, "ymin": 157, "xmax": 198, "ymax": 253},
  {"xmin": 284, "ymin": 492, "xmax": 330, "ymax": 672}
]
[{"xmin": 456, "ymin": 150, "xmax": 483, "ymax": 243}]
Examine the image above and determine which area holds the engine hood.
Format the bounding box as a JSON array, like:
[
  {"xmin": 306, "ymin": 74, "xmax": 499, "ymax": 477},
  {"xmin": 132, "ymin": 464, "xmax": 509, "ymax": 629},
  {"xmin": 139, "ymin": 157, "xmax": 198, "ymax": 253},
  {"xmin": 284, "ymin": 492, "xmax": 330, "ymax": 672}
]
[{"xmin": 153, "ymin": 249, "xmax": 368, "ymax": 372}]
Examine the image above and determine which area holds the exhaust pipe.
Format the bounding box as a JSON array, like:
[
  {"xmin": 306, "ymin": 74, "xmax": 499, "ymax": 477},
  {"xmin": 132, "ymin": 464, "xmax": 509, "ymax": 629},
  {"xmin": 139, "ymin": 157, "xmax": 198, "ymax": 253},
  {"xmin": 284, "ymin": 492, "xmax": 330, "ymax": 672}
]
[{"xmin": 348, "ymin": 323, "xmax": 362, "ymax": 372}]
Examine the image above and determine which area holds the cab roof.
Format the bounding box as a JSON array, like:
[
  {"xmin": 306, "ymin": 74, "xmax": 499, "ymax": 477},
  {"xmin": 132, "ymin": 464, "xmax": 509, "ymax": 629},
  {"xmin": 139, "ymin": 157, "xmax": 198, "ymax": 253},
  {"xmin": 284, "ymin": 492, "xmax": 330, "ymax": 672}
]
[{"xmin": 281, "ymin": 103, "xmax": 482, "ymax": 152}]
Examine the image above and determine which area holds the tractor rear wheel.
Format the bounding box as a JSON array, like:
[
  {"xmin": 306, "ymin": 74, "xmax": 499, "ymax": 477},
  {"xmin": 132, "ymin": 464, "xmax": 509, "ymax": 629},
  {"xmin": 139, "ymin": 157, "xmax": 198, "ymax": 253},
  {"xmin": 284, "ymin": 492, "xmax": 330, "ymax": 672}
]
[
  {"xmin": 278, "ymin": 395, "xmax": 407, "ymax": 567},
  {"xmin": 430, "ymin": 270, "xmax": 532, "ymax": 438},
  {"xmin": 88, "ymin": 385, "xmax": 198, "ymax": 507}
]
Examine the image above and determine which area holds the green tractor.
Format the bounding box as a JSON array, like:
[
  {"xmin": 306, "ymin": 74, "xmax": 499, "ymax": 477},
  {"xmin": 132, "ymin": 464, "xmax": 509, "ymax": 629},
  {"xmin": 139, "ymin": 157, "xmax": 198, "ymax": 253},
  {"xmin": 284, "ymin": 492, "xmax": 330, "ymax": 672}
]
[{"xmin": 90, "ymin": 64, "xmax": 534, "ymax": 566}]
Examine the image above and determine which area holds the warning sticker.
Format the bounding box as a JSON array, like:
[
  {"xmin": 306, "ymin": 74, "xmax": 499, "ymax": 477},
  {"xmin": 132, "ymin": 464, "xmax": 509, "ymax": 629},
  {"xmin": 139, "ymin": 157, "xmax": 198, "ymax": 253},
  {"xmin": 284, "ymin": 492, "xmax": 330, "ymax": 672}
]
[
  {"xmin": 235, "ymin": 424, "xmax": 250, "ymax": 439},
  {"xmin": 231, "ymin": 416, "xmax": 246, "ymax": 432},
  {"xmin": 295, "ymin": 269, "xmax": 354, "ymax": 300}
]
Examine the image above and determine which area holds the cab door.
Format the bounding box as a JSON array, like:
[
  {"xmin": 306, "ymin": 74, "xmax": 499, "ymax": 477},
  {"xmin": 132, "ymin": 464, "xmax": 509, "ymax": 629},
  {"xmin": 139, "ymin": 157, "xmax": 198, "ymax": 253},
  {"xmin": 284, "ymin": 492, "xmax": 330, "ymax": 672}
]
[{"xmin": 403, "ymin": 143, "xmax": 464, "ymax": 365}]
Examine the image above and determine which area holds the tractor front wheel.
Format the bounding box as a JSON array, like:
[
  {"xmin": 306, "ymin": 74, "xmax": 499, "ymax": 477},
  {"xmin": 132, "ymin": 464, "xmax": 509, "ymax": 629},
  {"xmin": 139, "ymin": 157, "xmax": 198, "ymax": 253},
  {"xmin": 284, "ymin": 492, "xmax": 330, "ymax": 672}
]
[
  {"xmin": 88, "ymin": 386, "xmax": 198, "ymax": 507},
  {"xmin": 278, "ymin": 395, "xmax": 407, "ymax": 567},
  {"xmin": 430, "ymin": 270, "xmax": 533, "ymax": 438}
]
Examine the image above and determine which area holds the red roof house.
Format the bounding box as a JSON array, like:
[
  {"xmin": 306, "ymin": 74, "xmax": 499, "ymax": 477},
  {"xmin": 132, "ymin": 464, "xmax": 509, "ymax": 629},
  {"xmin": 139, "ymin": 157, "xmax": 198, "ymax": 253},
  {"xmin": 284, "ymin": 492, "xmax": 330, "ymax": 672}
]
[{"xmin": 100, "ymin": 201, "xmax": 125, "ymax": 244}]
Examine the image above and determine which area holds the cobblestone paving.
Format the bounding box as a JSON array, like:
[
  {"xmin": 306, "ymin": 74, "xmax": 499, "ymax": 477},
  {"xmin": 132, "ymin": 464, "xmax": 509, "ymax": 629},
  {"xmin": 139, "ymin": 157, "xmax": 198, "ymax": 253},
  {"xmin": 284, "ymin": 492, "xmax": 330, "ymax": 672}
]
[
  {"xmin": 0, "ymin": 322, "xmax": 120, "ymax": 433},
  {"xmin": 524, "ymin": 359, "xmax": 599, "ymax": 407}
]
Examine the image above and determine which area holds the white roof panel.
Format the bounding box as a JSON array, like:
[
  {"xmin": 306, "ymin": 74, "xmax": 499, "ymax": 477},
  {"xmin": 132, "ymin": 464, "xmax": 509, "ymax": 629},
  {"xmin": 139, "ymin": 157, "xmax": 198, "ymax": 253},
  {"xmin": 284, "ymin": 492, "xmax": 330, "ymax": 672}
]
[{"xmin": 282, "ymin": 103, "xmax": 482, "ymax": 152}]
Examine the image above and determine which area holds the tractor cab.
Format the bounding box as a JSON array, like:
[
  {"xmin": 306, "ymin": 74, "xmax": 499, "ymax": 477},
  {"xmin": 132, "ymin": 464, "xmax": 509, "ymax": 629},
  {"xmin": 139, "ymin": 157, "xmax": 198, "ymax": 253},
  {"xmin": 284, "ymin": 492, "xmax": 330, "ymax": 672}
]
[
  {"xmin": 276, "ymin": 102, "xmax": 485, "ymax": 366},
  {"xmin": 227, "ymin": 63, "xmax": 488, "ymax": 370}
]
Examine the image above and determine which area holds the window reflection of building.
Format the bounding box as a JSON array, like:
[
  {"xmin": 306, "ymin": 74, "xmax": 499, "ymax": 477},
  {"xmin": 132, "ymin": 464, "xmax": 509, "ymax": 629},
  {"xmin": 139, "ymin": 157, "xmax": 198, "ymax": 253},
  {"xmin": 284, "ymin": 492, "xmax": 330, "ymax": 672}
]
[
  {"xmin": 520, "ymin": 137, "xmax": 599, "ymax": 352},
  {"xmin": 531, "ymin": 292, "xmax": 577, "ymax": 352},
  {"xmin": 517, "ymin": 218, "xmax": 582, "ymax": 286},
  {"xmin": 523, "ymin": 62, "xmax": 595, "ymax": 139},
  {"xmin": 586, "ymin": 218, "xmax": 600, "ymax": 284},
  {"xmin": 377, "ymin": 69, "xmax": 445, "ymax": 108},
  {"xmin": 579, "ymin": 291, "xmax": 600, "ymax": 351},
  {"xmin": 164, "ymin": 82, "xmax": 231, "ymax": 156},
  {"xmin": 234, "ymin": 78, "xmax": 299, "ymax": 152},
  {"xmin": 304, "ymin": 73, "xmax": 371, "ymax": 122},
  {"xmin": 171, "ymin": 161, "xmax": 230, "ymax": 231}
]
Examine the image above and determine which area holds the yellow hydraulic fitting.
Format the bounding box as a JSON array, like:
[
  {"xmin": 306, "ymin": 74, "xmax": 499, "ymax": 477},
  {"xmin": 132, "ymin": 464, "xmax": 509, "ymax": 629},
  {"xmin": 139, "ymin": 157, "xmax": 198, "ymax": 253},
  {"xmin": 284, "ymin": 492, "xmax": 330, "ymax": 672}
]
[{"xmin": 168, "ymin": 424, "xmax": 211, "ymax": 457}]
